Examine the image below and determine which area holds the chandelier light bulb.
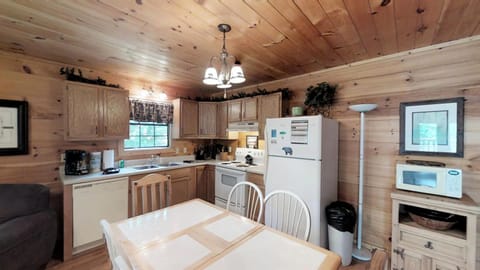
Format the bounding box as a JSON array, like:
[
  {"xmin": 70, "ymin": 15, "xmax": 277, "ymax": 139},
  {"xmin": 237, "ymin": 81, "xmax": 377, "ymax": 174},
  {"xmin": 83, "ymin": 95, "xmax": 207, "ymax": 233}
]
[{"xmin": 202, "ymin": 23, "xmax": 245, "ymax": 91}]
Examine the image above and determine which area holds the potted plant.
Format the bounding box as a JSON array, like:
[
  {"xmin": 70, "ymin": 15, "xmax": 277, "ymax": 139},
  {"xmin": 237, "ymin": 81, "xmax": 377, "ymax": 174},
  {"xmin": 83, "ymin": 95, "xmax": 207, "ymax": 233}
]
[{"xmin": 304, "ymin": 82, "xmax": 336, "ymax": 116}]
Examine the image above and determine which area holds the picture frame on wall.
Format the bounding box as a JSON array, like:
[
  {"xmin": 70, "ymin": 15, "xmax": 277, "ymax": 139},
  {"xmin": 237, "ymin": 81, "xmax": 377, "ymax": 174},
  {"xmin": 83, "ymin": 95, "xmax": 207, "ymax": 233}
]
[
  {"xmin": 399, "ymin": 97, "xmax": 464, "ymax": 157},
  {"xmin": 0, "ymin": 99, "xmax": 29, "ymax": 156}
]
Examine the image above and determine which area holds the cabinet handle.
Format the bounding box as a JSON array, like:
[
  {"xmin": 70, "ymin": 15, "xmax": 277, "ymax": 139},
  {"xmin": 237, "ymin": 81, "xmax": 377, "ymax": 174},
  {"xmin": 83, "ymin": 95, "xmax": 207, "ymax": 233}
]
[
  {"xmin": 424, "ymin": 241, "xmax": 434, "ymax": 249},
  {"xmin": 393, "ymin": 248, "xmax": 404, "ymax": 260}
]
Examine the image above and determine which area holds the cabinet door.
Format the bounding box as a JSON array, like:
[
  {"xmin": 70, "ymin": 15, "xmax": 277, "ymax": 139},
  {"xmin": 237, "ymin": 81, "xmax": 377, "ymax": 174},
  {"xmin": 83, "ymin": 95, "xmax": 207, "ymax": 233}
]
[
  {"xmin": 205, "ymin": 166, "xmax": 215, "ymax": 204},
  {"xmin": 242, "ymin": 98, "xmax": 257, "ymax": 121},
  {"xmin": 198, "ymin": 102, "xmax": 217, "ymax": 137},
  {"xmin": 431, "ymin": 259, "xmax": 465, "ymax": 270},
  {"xmin": 181, "ymin": 100, "xmax": 198, "ymax": 137},
  {"xmin": 228, "ymin": 100, "xmax": 242, "ymax": 122},
  {"xmin": 171, "ymin": 177, "xmax": 190, "ymax": 205},
  {"xmin": 103, "ymin": 89, "xmax": 129, "ymax": 139},
  {"xmin": 393, "ymin": 247, "xmax": 429, "ymax": 270},
  {"xmin": 196, "ymin": 166, "xmax": 206, "ymax": 201},
  {"xmin": 65, "ymin": 83, "xmax": 100, "ymax": 140},
  {"xmin": 216, "ymin": 102, "xmax": 228, "ymax": 138},
  {"xmin": 258, "ymin": 93, "xmax": 281, "ymax": 139}
]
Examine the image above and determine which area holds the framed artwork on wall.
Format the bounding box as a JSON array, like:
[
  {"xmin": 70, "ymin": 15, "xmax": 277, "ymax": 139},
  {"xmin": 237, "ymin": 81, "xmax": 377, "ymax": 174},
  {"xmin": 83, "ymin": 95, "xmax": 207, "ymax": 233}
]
[
  {"xmin": 399, "ymin": 97, "xmax": 464, "ymax": 157},
  {"xmin": 0, "ymin": 99, "xmax": 29, "ymax": 156}
]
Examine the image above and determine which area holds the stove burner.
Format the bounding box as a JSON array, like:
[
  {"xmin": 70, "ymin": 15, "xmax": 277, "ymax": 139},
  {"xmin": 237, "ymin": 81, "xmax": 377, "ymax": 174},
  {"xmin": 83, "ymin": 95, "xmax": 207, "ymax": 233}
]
[
  {"xmin": 230, "ymin": 161, "xmax": 241, "ymax": 164},
  {"xmin": 236, "ymin": 164, "xmax": 249, "ymax": 168},
  {"xmin": 220, "ymin": 162, "xmax": 231, "ymax": 165}
]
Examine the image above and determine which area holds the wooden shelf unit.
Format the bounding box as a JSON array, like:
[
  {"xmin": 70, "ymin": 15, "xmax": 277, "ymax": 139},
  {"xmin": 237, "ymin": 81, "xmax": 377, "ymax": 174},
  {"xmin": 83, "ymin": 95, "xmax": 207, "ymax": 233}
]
[{"xmin": 391, "ymin": 190, "xmax": 480, "ymax": 270}]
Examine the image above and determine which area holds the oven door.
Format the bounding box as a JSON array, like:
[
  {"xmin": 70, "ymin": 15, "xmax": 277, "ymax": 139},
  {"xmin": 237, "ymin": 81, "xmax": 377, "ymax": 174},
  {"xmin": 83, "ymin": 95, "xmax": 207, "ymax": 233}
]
[{"xmin": 215, "ymin": 166, "xmax": 246, "ymax": 203}]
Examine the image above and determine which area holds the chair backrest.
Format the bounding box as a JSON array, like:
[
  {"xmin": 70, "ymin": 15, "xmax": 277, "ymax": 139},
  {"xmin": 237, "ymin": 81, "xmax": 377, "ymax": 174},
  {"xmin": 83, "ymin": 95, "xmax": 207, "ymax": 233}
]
[
  {"xmin": 100, "ymin": 219, "xmax": 119, "ymax": 268},
  {"xmin": 132, "ymin": 174, "xmax": 172, "ymax": 216},
  {"xmin": 264, "ymin": 190, "xmax": 311, "ymax": 241},
  {"xmin": 368, "ymin": 249, "xmax": 388, "ymax": 270},
  {"xmin": 226, "ymin": 182, "xmax": 264, "ymax": 222}
]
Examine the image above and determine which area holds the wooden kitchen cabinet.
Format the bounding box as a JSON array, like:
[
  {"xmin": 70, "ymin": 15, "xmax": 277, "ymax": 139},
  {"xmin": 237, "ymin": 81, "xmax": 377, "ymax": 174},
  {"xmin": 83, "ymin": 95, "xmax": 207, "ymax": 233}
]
[
  {"xmin": 65, "ymin": 82, "xmax": 129, "ymax": 140},
  {"xmin": 228, "ymin": 97, "xmax": 257, "ymax": 123},
  {"xmin": 196, "ymin": 165, "xmax": 215, "ymax": 204},
  {"xmin": 198, "ymin": 102, "xmax": 217, "ymax": 138},
  {"xmin": 258, "ymin": 92, "xmax": 282, "ymax": 139},
  {"xmin": 128, "ymin": 167, "xmax": 196, "ymax": 217},
  {"xmin": 173, "ymin": 98, "xmax": 198, "ymax": 138},
  {"xmin": 216, "ymin": 101, "xmax": 228, "ymax": 139},
  {"xmin": 391, "ymin": 190, "xmax": 480, "ymax": 270}
]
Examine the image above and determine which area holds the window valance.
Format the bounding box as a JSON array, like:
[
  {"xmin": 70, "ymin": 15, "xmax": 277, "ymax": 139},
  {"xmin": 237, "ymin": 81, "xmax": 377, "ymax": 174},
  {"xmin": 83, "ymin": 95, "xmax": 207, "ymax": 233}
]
[{"xmin": 129, "ymin": 99, "xmax": 173, "ymax": 124}]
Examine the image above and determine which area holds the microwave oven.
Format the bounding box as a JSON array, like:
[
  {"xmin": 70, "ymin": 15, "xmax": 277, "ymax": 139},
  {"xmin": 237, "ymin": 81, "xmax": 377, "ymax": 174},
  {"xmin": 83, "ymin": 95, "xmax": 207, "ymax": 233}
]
[{"xmin": 396, "ymin": 163, "xmax": 462, "ymax": 198}]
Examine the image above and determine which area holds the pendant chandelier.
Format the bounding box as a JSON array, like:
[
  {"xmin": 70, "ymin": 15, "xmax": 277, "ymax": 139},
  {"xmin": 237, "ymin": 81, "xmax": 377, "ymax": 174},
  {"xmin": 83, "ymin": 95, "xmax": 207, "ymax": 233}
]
[{"xmin": 203, "ymin": 24, "xmax": 245, "ymax": 96}]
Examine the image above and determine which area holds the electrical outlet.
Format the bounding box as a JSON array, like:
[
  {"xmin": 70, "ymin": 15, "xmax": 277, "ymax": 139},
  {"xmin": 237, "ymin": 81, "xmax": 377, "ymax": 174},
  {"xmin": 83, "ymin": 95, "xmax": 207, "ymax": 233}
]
[
  {"xmin": 183, "ymin": 147, "xmax": 187, "ymax": 153},
  {"xmin": 60, "ymin": 153, "xmax": 65, "ymax": 163},
  {"xmin": 175, "ymin": 147, "xmax": 179, "ymax": 154}
]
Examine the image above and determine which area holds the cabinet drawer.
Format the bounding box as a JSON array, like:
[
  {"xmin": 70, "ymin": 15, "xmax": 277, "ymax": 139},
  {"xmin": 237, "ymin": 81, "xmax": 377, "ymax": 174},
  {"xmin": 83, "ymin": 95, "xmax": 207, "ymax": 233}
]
[
  {"xmin": 165, "ymin": 168, "xmax": 192, "ymax": 179},
  {"xmin": 399, "ymin": 227, "xmax": 466, "ymax": 262}
]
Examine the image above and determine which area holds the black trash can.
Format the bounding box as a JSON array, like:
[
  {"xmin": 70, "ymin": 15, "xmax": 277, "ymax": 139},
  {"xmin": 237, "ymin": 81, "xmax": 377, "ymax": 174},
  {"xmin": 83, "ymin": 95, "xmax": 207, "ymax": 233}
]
[{"xmin": 326, "ymin": 201, "xmax": 356, "ymax": 266}]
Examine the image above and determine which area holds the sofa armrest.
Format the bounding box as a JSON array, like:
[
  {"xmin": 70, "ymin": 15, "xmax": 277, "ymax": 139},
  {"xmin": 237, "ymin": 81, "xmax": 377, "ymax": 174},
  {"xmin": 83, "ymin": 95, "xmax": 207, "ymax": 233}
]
[{"xmin": 0, "ymin": 184, "xmax": 50, "ymax": 223}]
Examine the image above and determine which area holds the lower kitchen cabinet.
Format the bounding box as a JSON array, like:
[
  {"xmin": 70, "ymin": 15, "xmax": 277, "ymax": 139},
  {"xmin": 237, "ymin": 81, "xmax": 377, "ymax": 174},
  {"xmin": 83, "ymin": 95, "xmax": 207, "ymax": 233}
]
[
  {"xmin": 247, "ymin": 172, "xmax": 265, "ymax": 223},
  {"xmin": 391, "ymin": 190, "xmax": 480, "ymax": 270},
  {"xmin": 196, "ymin": 165, "xmax": 215, "ymax": 204},
  {"xmin": 128, "ymin": 167, "xmax": 196, "ymax": 217}
]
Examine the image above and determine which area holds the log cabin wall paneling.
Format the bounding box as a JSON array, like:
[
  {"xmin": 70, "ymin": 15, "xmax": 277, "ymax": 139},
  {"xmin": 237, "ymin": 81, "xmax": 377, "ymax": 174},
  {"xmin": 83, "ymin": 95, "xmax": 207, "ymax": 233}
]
[
  {"xmin": 221, "ymin": 36, "xmax": 480, "ymax": 257},
  {"xmin": 0, "ymin": 51, "xmax": 199, "ymax": 257}
]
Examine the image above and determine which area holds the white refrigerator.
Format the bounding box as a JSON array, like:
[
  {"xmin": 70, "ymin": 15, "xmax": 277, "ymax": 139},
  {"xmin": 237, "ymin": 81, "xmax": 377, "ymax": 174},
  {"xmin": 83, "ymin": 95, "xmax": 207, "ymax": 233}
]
[{"xmin": 265, "ymin": 115, "xmax": 338, "ymax": 247}]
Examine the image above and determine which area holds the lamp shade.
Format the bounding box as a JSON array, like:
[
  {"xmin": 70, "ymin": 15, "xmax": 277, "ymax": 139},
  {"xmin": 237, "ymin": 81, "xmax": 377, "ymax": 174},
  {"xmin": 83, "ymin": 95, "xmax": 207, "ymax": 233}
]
[
  {"xmin": 203, "ymin": 67, "xmax": 218, "ymax": 85},
  {"xmin": 229, "ymin": 65, "xmax": 246, "ymax": 84}
]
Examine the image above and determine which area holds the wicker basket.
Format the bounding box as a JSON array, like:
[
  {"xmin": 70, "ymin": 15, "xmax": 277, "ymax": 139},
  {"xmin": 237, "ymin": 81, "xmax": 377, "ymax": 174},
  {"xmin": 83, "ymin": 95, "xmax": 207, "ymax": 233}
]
[{"xmin": 408, "ymin": 212, "xmax": 456, "ymax": 230}]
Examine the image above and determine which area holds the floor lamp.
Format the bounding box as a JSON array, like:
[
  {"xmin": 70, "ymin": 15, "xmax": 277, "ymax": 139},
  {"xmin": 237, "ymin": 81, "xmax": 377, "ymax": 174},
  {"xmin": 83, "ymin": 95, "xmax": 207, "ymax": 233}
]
[{"xmin": 349, "ymin": 104, "xmax": 377, "ymax": 261}]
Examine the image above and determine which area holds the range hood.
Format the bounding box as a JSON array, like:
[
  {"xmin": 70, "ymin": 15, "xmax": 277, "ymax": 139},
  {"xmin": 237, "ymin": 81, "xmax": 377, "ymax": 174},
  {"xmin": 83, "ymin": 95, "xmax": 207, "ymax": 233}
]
[{"xmin": 227, "ymin": 122, "xmax": 259, "ymax": 132}]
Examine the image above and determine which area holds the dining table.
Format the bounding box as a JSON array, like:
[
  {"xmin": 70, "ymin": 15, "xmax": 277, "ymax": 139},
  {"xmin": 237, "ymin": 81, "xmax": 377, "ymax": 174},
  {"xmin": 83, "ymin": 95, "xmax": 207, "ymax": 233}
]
[{"xmin": 110, "ymin": 199, "xmax": 341, "ymax": 270}]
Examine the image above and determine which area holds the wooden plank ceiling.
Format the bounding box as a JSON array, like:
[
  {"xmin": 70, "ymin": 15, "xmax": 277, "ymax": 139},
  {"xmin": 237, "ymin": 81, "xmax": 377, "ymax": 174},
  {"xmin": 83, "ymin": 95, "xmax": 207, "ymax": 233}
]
[{"xmin": 0, "ymin": 0, "xmax": 479, "ymax": 94}]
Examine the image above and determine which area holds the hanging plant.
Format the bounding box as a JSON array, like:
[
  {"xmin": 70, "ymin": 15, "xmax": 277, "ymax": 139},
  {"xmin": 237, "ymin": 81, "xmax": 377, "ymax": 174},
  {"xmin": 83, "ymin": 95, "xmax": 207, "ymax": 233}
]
[{"xmin": 304, "ymin": 82, "xmax": 337, "ymax": 116}]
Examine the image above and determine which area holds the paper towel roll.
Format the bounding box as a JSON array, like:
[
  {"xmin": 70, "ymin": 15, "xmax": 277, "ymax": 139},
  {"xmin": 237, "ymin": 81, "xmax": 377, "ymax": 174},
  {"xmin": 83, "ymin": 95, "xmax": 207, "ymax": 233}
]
[{"xmin": 103, "ymin": 149, "xmax": 115, "ymax": 169}]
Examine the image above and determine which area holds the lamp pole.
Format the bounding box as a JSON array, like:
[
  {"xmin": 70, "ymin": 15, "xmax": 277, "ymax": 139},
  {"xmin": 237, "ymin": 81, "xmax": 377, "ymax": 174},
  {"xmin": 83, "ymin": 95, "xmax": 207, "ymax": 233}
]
[{"xmin": 349, "ymin": 104, "xmax": 377, "ymax": 261}]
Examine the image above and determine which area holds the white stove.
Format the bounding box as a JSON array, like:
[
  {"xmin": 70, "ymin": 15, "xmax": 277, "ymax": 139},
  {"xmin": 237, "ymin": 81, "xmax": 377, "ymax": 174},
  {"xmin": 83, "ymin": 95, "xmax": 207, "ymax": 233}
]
[
  {"xmin": 214, "ymin": 148, "xmax": 264, "ymax": 211},
  {"xmin": 216, "ymin": 148, "xmax": 264, "ymax": 171}
]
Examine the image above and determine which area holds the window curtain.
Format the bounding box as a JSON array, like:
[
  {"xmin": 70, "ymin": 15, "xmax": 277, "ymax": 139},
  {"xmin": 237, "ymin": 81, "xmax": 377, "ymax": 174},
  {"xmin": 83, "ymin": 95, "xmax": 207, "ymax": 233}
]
[{"xmin": 129, "ymin": 99, "xmax": 173, "ymax": 124}]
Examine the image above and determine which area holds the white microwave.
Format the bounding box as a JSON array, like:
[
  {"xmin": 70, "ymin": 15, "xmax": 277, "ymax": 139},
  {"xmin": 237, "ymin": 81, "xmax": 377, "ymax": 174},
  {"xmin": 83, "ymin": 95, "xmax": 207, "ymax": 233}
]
[{"xmin": 396, "ymin": 163, "xmax": 462, "ymax": 198}]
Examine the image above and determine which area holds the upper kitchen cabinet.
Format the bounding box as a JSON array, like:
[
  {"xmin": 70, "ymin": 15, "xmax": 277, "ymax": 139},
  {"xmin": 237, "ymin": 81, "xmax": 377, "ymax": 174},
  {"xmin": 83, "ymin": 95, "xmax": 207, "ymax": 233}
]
[
  {"xmin": 216, "ymin": 102, "xmax": 228, "ymax": 139},
  {"xmin": 103, "ymin": 89, "xmax": 130, "ymax": 138},
  {"xmin": 228, "ymin": 97, "xmax": 257, "ymax": 123},
  {"xmin": 64, "ymin": 82, "xmax": 129, "ymax": 141},
  {"xmin": 198, "ymin": 102, "xmax": 217, "ymax": 138},
  {"xmin": 258, "ymin": 93, "xmax": 282, "ymax": 139},
  {"xmin": 173, "ymin": 98, "xmax": 198, "ymax": 139}
]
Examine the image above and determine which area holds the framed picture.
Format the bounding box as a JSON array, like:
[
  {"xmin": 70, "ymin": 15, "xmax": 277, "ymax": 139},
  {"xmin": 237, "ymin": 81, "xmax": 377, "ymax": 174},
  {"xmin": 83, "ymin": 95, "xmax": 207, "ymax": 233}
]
[
  {"xmin": 399, "ymin": 97, "xmax": 464, "ymax": 157},
  {"xmin": 0, "ymin": 99, "xmax": 28, "ymax": 155}
]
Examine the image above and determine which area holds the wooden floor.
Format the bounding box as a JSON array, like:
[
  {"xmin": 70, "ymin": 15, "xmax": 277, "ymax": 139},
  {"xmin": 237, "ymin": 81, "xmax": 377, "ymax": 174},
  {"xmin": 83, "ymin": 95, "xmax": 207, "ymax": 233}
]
[
  {"xmin": 47, "ymin": 246, "xmax": 110, "ymax": 270},
  {"xmin": 47, "ymin": 245, "xmax": 369, "ymax": 270}
]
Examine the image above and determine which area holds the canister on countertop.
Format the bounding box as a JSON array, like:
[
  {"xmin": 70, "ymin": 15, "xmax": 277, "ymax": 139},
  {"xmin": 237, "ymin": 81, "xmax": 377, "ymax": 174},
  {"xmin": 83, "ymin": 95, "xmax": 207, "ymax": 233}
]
[{"xmin": 89, "ymin": 152, "xmax": 101, "ymax": 173}]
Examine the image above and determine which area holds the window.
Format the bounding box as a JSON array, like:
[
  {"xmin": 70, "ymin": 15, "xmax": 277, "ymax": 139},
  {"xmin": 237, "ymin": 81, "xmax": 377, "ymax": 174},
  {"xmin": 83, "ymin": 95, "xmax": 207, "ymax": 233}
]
[{"xmin": 124, "ymin": 120, "xmax": 170, "ymax": 149}]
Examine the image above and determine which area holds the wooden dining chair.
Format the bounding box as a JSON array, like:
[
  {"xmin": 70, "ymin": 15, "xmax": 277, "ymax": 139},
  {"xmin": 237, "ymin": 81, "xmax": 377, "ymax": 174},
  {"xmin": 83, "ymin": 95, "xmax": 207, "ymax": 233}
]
[
  {"xmin": 341, "ymin": 249, "xmax": 388, "ymax": 270},
  {"xmin": 131, "ymin": 173, "xmax": 172, "ymax": 216},
  {"xmin": 264, "ymin": 190, "xmax": 311, "ymax": 241},
  {"xmin": 100, "ymin": 219, "xmax": 131, "ymax": 270},
  {"xmin": 226, "ymin": 182, "xmax": 264, "ymax": 222}
]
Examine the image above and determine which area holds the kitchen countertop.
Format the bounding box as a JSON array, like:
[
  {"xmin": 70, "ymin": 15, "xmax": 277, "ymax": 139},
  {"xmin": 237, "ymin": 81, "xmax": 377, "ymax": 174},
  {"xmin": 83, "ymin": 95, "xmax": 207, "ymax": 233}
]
[{"xmin": 60, "ymin": 160, "xmax": 264, "ymax": 185}]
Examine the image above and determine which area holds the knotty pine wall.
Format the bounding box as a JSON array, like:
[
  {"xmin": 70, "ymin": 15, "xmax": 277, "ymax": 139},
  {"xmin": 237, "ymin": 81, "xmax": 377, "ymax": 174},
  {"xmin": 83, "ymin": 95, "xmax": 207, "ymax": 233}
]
[
  {"xmin": 0, "ymin": 51, "xmax": 200, "ymax": 257},
  {"xmin": 224, "ymin": 36, "xmax": 480, "ymax": 254}
]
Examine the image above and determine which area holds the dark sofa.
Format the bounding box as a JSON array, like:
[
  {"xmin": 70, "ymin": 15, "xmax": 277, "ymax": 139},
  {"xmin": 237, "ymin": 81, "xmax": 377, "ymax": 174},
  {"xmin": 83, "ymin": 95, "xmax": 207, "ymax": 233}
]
[{"xmin": 0, "ymin": 184, "xmax": 57, "ymax": 270}]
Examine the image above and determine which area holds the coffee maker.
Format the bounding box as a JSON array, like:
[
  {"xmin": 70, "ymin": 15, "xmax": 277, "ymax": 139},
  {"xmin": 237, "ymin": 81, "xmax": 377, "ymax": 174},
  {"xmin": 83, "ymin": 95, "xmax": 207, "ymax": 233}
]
[{"xmin": 65, "ymin": 150, "xmax": 89, "ymax": 175}]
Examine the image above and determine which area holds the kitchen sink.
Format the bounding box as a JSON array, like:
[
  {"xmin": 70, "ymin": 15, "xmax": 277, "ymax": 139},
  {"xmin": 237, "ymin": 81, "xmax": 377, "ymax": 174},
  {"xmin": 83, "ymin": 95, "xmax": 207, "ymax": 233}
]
[
  {"xmin": 132, "ymin": 165, "xmax": 160, "ymax": 170},
  {"xmin": 132, "ymin": 163, "xmax": 181, "ymax": 170}
]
